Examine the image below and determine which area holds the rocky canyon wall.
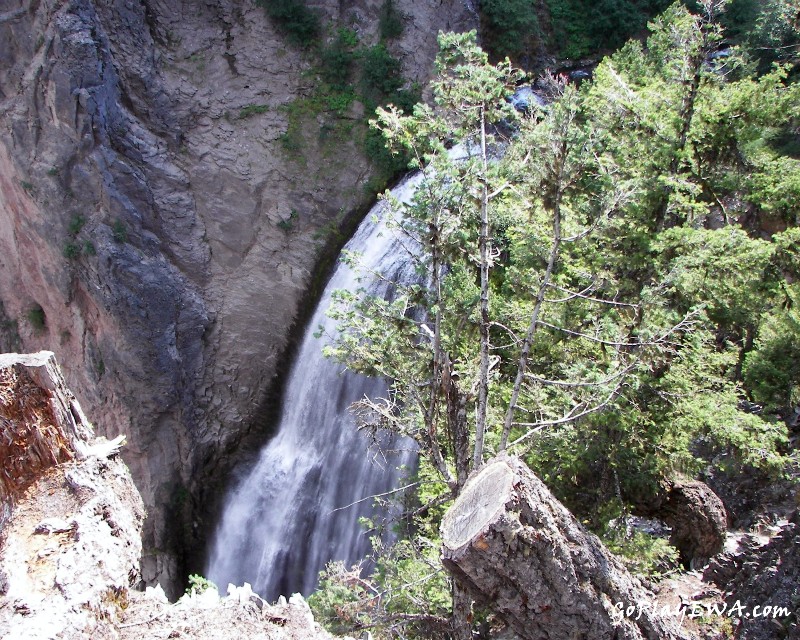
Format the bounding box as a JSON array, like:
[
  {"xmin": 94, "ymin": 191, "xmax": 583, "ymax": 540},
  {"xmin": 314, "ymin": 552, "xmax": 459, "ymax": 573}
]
[{"xmin": 0, "ymin": 0, "xmax": 476, "ymax": 596}]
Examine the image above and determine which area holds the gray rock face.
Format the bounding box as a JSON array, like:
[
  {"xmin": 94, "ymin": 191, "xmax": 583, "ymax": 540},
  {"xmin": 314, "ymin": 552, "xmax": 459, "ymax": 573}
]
[
  {"xmin": 705, "ymin": 513, "xmax": 800, "ymax": 640},
  {"xmin": 0, "ymin": 0, "xmax": 476, "ymax": 593}
]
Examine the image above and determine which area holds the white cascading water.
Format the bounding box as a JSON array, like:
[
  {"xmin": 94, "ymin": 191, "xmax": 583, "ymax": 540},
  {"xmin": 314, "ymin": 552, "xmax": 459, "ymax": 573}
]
[{"xmin": 206, "ymin": 173, "xmax": 423, "ymax": 601}]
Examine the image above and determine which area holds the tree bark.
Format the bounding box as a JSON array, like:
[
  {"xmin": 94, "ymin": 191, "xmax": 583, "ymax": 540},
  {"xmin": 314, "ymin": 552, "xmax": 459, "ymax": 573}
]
[
  {"xmin": 450, "ymin": 578, "xmax": 473, "ymax": 640},
  {"xmin": 441, "ymin": 456, "xmax": 688, "ymax": 640}
]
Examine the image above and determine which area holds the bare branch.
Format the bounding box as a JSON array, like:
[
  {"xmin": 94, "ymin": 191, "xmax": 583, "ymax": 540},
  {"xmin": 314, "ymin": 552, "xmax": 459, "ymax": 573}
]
[
  {"xmin": 535, "ymin": 312, "xmax": 698, "ymax": 348},
  {"xmin": 545, "ymin": 283, "xmax": 640, "ymax": 308},
  {"xmin": 329, "ymin": 482, "xmax": 421, "ymax": 514},
  {"xmin": 508, "ymin": 382, "xmax": 624, "ymax": 448},
  {"xmin": 524, "ymin": 362, "xmax": 636, "ymax": 388}
]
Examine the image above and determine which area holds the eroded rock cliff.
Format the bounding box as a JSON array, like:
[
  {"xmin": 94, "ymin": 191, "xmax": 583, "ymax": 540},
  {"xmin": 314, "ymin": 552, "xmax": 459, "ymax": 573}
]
[{"xmin": 0, "ymin": 0, "xmax": 476, "ymax": 594}]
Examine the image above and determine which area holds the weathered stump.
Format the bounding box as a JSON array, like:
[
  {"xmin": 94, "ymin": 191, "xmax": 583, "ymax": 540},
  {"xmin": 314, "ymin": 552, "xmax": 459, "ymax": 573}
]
[{"xmin": 441, "ymin": 456, "xmax": 686, "ymax": 640}]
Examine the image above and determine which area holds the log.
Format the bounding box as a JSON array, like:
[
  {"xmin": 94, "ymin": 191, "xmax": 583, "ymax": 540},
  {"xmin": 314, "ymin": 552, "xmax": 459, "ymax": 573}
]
[{"xmin": 441, "ymin": 456, "xmax": 687, "ymax": 640}]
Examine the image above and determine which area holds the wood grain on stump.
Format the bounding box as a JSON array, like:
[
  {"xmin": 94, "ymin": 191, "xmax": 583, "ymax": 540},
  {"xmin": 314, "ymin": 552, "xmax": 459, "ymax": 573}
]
[{"xmin": 441, "ymin": 456, "xmax": 687, "ymax": 640}]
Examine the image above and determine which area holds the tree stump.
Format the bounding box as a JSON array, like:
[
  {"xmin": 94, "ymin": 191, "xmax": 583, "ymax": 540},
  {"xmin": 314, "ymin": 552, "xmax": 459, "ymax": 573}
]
[{"xmin": 441, "ymin": 455, "xmax": 687, "ymax": 640}]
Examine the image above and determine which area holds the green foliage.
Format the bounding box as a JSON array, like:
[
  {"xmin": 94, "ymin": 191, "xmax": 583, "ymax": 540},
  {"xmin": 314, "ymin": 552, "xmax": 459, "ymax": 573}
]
[
  {"xmin": 654, "ymin": 226, "xmax": 776, "ymax": 330},
  {"xmin": 603, "ymin": 524, "xmax": 680, "ymax": 579},
  {"xmin": 256, "ymin": 0, "xmax": 320, "ymax": 47},
  {"xmin": 477, "ymin": 0, "xmax": 671, "ymax": 61},
  {"xmin": 378, "ymin": 0, "xmax": 405, "ymax": 41},
  {"xmin": 64, "ymin": 214, "xmax": 93, "ymax": 259},
  {"xmin": 360, "ymin": 44, "xmax": 404, "ymax": 107},
  {"xmin": 481, "ymin": 0, "xmax": 540, "ymax": 60},
  {"xmin": 27, "ymin": 305, "xmax": 45, "ymax": 333},
  {"xmin": 112, "ymin": 219, "xmax": 128, "ymax": 243},
  {"xmin": 237, "ymin": 103, "xmax": 269, "ymax": 119},
  {"xmin": 545, "ymin": 0, "xmax": 671, "ymax": 59},
  {"xmin": 20, "ymin": 180, "xmax": 35, "ymax": 194},
  {"xmin": 584, "ymin": 4, "xmax": 800, "ymax": 233},
  {"xmin": 63, "ymin": 241, "xmax": 81, "ymax": 260},
  {"xmin": 185, "ymin": 574, "xmax": 217, "ymax": 596},
  {"xmin": 723, "ymin": 0, "xmax": 800, "ymax": 73},
  {"xmin": 277, "ymin": 209, "xmax": 299, "ymax": 231},
  {"xmin": 68, "ymin": 214, "xmax": 86, "ymax": 236},
  {"xmin": 309, "ymin": 460, "xmax": 454, "ymax": 638},
  {"xmin": 272, "ymin": 25, "xmax": 416, "ymax": 188},
  {"xmin": 317, "ymin": 14, "xmax": 800, "ymax": 637},
  {"xmin": 772, "ymin": 228, "xmax": 800, "ymax": 279},
  {"xmin": 319, "ymin": 28, "xmax": 358, "ymax": 90},
  {"xmin": 308, "ymin": 562, "xmax": 372, "ymax": 634},
  {"xmin": 743, "ymin": 290, "xmax": 800, "ymax": 410}
]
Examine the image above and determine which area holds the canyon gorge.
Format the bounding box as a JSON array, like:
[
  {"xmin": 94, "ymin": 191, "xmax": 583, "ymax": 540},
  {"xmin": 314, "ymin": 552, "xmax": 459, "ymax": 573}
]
[
  {"xmin": 0, "ymin": 0, "xmax": 477, "ymax": 595},
  {"xmin": 2, "ymin": 2, "xmax": 799, "ymax": 639}
]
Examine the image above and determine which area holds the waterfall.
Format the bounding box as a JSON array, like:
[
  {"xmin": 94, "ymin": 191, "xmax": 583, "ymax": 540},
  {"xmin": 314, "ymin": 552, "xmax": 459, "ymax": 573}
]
[{"xmin": 206, "ymin": 174, "xmax": 422, "ymax": 601}]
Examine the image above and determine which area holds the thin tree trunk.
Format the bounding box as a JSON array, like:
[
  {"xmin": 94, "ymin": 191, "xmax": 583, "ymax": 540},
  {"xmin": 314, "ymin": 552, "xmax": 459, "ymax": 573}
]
[
  {"xmin": 426, "ymin": 195, "xmax": 455, "ymax": 489},
  {"xmin": 445, "ymin": 356, "xmax": 471, "ymax": 489},
  {"xmin": 655, "ymin": 9, "xmax": 713, "ymax": 230},
  {"xmin": 474, "ymin": 105, "xmax": 491, "ymax": 470},
  {"xmin": 500, "ymin": 138, "xmax": 566, "ymax": 451}
]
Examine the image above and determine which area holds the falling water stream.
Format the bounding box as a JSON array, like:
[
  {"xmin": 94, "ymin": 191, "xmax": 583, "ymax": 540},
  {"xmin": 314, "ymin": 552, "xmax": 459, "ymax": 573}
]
[{"xmin": 206, "ymin": 173, "xmax": 423, "ymax": 601}]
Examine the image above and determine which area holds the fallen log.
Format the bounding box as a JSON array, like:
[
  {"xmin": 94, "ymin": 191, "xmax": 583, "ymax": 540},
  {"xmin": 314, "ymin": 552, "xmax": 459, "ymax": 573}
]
[{"xmin": 441, "ymin": 455, "xmax": 688, "ymax": 640}]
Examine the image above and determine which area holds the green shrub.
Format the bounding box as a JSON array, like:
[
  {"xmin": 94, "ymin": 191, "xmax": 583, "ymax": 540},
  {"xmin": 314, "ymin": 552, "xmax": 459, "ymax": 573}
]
[
  {"xmin": 277, "ymin": 209, "xmax": 299, "ymax": 231},
  {"xmin": 68, "ymin": 214, "xmax": 86, "ymax": 236},
  {"xmin": 482, "ymin": 0, "xmax": 540, "ymax": 60},
  {"xmin": 238, "ymin": 104, "xmax": 269, "ymax": 119},
  {"xmin": 112, "ymin": 220, "xmax": 128, "ymax": 243},
  {"xmin": 360, "ymin": 44, "xmax": 404, "ymax": 104},
  {"xmin": 63, "ymin": 242, "xmax": 81, "ymax": 259},
  {"xmin": 545, "ymin": 0, "xmax": 670, "ymax": 59},
  {"xmin": 279, "ymin": 122, "xmax": 304, "ymax": 154},
  {"xmin": 27, "ymin": 305, "xmax": 46, "ymax": 333},
  {"xmin": 724, "ymin": 0, "xmax": 800, "ymax": 72},
  {"xmin": 743, "ymin": 308, "xmax": 800, "ymax": 410},
  {"xmin": 319, "ymin": 29, "xmax": 358, "ymax": 90},
  {"xmin": 186, "ymin": 574, "xmax": 216, "ymax": 596},
  {"xmin": 379, "ymin": 0, "xmax": 405, "ymax": 41},
  {"xmin": 364, "ymin": 125, "xmax": 411, "ymax": 190},
  {"xmin": 324, "ymin": 90, "xmax": 355, "ymax": 115},
  {"xmin": 257, "ymin": 0, "xmax": 320, "ymax": 47},
  {"xmin": 604, "ymin": 524, "xmax": 680, "ymax": 579}
]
